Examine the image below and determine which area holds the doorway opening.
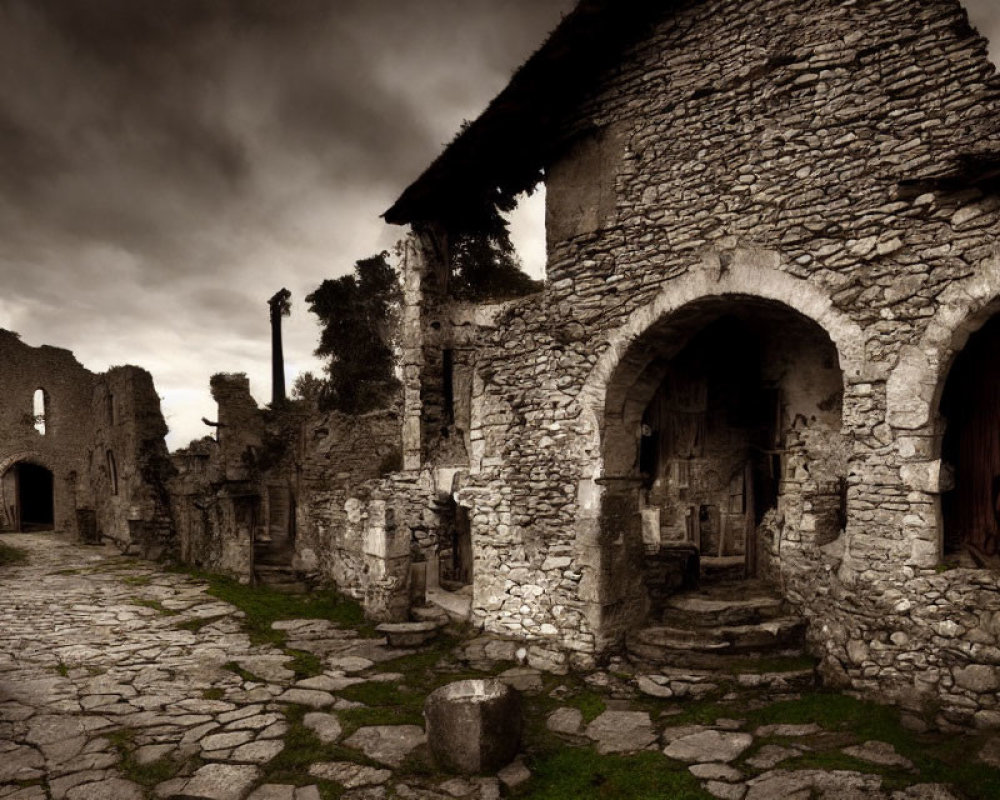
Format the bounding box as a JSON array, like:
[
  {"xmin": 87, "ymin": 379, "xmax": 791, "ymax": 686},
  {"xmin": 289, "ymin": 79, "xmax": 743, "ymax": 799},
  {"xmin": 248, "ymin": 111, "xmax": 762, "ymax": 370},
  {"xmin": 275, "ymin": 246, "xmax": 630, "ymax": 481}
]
[
  {"xmin": 1, "ymin": 462, "xmax": 55, "ymax": 531},
  {"xmin": 940, "ymin": 313, "xmax": 1000, "ymax": 562},
  {"xmin": 597, "ymin": 296, "xmax": 846, "ymax": 638}
]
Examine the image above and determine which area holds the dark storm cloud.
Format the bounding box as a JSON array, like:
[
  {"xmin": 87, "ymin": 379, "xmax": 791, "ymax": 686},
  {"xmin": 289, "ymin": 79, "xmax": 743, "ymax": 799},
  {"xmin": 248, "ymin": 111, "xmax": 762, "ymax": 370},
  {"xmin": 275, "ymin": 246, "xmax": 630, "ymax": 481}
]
[{"xmin": 0, "ymin": 0, "xmax": 574, "ymax": 446}]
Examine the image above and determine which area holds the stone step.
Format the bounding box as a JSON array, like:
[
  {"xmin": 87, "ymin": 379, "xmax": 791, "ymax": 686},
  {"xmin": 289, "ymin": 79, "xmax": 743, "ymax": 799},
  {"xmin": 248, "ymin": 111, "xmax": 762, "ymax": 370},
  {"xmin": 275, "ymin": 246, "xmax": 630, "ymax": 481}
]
[
  {"xmin": 627, "ymin": 617, "xmax": 807, "ymax": 670},
  {"xmin": 254, "ymin": 564, "xmax": 307, "ymax": 594},
  {"xmin": 700, "ymin": 556, "xmax": 747, "ymax": 582},
  {"xmin": 664, "ymin": 594, "xmax": 785, "ymax": 627}
]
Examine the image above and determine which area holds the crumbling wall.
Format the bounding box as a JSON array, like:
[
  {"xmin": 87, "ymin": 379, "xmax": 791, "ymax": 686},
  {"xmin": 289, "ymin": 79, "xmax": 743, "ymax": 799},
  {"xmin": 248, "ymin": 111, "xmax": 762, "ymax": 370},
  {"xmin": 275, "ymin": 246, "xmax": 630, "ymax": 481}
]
[
  {"xmin": 90, "ymin": 367, "xmax": 175, "ymax": 555},
  {"xmin": 403, "ymin": 0, "xmax": 1000, "ymax": 702},
  {"xmin": 0, "ymin": 330, "xmax": 95, "ymax": 534},
  {"xmin": 166, "ymin": 374, "xmax": 265, "ymax": 578},
  {"xmin": 211, "ymin": 373, "xmax": 264, "ymax": 481},
  {"xmin": 297, "ymin": 409, "xmax": 416, "ymax": 619},
  {"xmin": 0, "ymin": 330, "xmax": 172, "ymax": 550}
]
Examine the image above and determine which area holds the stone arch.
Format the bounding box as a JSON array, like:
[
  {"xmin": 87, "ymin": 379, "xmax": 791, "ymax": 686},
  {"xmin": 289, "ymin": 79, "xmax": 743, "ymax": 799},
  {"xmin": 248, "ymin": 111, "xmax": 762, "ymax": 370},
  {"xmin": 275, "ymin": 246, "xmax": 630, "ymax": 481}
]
[
  {"xmin": 574, "ymin": 253, "xmax": 864, "ymax": 653},
  {"xmin": 0, "ymin": 451, "xmax": 57, "ymax": 532},
  {"xmin": 886, "ymin": 251, "xmax": 1000, "ymax": 562},
  {"xmin": 0, "ymin": 450, "xmax": 57, "ymax": 477},
  {"xmin": 579, "ymin": 255, "xmax": 866, "ymax": 478},
  {"xmin": 887, "ymin": 251, "xmax": 1000, "ymax": 435}
]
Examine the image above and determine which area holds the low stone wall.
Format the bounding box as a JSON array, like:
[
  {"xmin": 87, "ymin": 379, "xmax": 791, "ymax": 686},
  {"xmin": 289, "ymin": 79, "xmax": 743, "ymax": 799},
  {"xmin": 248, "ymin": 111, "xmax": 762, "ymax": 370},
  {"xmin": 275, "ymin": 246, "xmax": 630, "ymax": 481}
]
[
  {"xmin": 296, "ymin": 409, "xmax": 419, "ymax": 620},
  {"xmin": 783, "ymin": 542, "xmax": 1000, "ymax": 730}
]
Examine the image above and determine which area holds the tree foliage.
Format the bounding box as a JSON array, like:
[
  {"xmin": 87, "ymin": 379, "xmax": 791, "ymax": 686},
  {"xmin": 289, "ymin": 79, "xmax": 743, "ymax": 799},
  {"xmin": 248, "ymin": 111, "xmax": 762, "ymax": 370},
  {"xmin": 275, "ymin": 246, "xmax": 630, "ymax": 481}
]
[
  {"xmin": 449, "ymin": 199, "xmax": 543, "ymax": 300},
  {"xmin": 290, "ymin": 371, "xmax": 325, "ymax": 409},
  {"xmin": 305, "ymin": 252, "xmax": 401, "ymax": 414}
]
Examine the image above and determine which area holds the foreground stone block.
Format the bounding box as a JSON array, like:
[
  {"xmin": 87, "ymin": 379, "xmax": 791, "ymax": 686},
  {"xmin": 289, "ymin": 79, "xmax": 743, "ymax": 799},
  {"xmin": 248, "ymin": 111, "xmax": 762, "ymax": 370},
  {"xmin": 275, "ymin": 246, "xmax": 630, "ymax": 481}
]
[
  {"xmin": 424, "ymin": 679, "xmax": 521, "ymax": 774},
  {"xmin": 343, "ymin": 725, "xmax": 426, "ymax": 767},
  {"xmin": 585, "ymin": 710, "xmax": 656, "ymax": 754},
  {"xmin": 376, "ymin": 621, "xmax": 441, "ymax": 648},
  {"xmin": 180, "ymin": 764, "xmax": 262, "ymax": 800}
]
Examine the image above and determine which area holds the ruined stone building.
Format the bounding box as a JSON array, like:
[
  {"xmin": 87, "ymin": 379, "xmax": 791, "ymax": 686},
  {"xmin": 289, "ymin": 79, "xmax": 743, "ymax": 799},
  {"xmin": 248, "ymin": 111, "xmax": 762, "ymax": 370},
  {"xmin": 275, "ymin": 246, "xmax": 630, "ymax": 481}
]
[
  {"xmin": 371, "ymin": 0, "xmax": 1000, "ymax": 727},
  {"xmin": 0, "ymin": 330, "xmax": 173, "ymax": 554}
]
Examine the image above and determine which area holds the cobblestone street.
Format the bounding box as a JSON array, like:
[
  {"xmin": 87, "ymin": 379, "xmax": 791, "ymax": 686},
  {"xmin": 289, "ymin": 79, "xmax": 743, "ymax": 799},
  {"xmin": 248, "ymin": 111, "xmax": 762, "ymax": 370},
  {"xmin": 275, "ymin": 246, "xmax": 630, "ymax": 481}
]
[{"xmin": 4, "ymin": 532, "xmax": 1000, "ymax": 800}]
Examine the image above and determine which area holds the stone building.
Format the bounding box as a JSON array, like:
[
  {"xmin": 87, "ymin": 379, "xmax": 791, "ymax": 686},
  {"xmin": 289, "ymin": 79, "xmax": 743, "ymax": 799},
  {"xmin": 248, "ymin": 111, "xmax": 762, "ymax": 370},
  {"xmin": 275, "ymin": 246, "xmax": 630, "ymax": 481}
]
[
  {"xmin": 0, "ymin": 329, "xmax": 174, "ymax": 553},
  {"xmin": 169, "ymin": 373, "xmax": 415, "ymax": 618},
  {"xmin": 376, "ymin": 0, "xmax": 1000, "ymax": 728}
]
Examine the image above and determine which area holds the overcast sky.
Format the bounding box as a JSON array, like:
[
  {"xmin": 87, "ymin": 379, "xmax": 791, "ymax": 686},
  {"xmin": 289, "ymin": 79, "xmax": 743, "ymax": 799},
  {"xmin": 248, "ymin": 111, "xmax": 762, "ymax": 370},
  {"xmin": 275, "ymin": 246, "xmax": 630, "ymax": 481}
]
[{"xmin": 1, "ymin": 1, "xmax": 997, "ymax": 450}]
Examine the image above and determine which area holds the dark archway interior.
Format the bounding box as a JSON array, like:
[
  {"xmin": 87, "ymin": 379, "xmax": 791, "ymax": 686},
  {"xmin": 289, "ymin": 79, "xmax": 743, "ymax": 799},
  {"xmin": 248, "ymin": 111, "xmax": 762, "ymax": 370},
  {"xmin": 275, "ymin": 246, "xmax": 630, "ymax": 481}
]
[
  {"xmin": 439, "ymin": 498, "xmax": 473, "ymax": 589},
  {"xmin": 17, "ymin": 463, "xmax": 54, "ymax": 531},
  {"xmin": 941, "ymin": 314, "xmax": 1000, "ymax": 558},
  {"xmin": 639, "ymin": 316, "xmax": 781, "ymax": 576}
]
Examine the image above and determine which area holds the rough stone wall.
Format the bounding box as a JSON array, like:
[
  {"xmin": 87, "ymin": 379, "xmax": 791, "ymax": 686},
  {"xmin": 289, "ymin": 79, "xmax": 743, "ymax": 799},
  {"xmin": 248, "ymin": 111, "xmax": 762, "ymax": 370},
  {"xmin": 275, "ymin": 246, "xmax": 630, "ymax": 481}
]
[
  {"xmin": 296, "ymin": 409, "xmax": 417, "ymax": 619},
  {"xmin": 0, "ymin": 330, "xmax": 172, "ymax": 549},
  {"xmin": 166, "ymin": 374, "xmax": 267, "ymax": 579},
  {"xmin": 89, "ymin": 367, "xmax": 175, "ymax": 554},
  {"xmin": 211, "ymin": 373, "xmax": 264, "ymax": 482},
  {"xmin": 408, "ymin": 0, "xmax": 1000, "ymax": 699},
  {"xmin": 0, "ymin": 330, "xmax": 95, "ymax": 534}
]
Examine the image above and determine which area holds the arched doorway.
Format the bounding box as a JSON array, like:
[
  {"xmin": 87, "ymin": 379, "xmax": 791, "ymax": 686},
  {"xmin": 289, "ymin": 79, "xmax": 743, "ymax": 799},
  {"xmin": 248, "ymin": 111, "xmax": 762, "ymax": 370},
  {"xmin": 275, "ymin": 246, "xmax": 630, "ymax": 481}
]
[
  {"xmin": 939, "ymin": 313, "xmax": 1000, "ymax": 561},
  {"xmin": 1, "ymin": 461, "xmax": 55, "ymax": 532},
  {"xmin": 595, "ymin": 296, "xmax": 847, "ymax": 640}
]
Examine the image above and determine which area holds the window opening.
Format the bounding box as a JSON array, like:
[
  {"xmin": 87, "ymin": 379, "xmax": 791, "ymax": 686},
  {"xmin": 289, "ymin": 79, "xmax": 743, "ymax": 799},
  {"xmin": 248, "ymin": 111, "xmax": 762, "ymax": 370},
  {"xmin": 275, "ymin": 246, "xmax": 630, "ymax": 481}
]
[
  {"xmin": 33, "ymin": 389, "xmax": 47, "ymax": 435},
  {"xmin": 107, "ymin": 451, "xmax": 118, "ymax": 495}
]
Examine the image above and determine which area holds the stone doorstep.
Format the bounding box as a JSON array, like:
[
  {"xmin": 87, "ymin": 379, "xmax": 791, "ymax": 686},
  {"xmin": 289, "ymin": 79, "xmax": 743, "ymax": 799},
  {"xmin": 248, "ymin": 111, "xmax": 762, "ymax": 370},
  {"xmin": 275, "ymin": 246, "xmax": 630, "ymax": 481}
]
[
  {"xmin": 635, "ymin": 617, "xmax": 807, "ymax": 652},
  {"xmin": 665, "ymin": 594, "xmax": 785, "ymax": 627}
]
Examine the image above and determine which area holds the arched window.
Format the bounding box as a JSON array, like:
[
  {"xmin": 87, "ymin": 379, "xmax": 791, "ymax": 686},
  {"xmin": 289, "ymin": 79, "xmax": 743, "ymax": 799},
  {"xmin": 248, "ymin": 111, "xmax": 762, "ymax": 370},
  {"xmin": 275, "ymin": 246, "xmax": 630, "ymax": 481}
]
[
  {"xmin": 33, "ymin": 389, "xmax": 47, "ymax": 435},
  {"xmin": 106, "ymin": 450, "xmax": 118, "ymax": 495}
]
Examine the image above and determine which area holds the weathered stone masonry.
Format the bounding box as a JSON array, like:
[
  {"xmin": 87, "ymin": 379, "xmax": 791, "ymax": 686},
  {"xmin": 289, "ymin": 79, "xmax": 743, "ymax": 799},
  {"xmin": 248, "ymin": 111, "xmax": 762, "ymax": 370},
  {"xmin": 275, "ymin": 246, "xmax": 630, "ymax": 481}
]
[
  {"xmin": 385, "ymin": 0, "xmax": 1000, "ymax": 724},
  {"xmin": 0, "ymin": 329, "xmax": 173, "ymax": 552}
]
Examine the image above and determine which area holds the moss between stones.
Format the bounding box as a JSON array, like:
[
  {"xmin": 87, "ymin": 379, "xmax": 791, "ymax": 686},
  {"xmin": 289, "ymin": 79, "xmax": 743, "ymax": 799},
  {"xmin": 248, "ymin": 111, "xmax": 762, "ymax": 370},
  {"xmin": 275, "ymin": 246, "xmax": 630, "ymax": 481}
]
[
  {"xmin": 0, "ymin": 540, "xmax": 28, "ymax": 566},
  {"xmin": 512, "ymin": 749, "xmax": 711, "ymax": 799},
  {"xmin": 107, "ymin": 728, "xmax": 193, "ymax": 790},
  {"xmin": 130, "ymin": 598, "xmax": 178, "ymax": 616}
]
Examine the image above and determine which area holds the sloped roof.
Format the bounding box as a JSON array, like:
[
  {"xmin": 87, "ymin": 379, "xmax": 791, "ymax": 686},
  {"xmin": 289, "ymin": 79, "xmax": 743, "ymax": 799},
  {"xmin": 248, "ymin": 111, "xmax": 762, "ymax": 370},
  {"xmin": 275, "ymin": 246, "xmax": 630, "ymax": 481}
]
[{"xmin": 383, "ymin": 0, "xmax": 662, "ymax": 227}]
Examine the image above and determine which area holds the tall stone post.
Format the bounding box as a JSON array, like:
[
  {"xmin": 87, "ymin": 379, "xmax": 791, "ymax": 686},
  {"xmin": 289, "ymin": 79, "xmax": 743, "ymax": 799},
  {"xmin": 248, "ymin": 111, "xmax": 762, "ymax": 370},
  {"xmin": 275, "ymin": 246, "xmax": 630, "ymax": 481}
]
[
  {"xmin": 399, "ymin": 227, "xmax": 450, "ymax": 471},
  {"xmin": 401, "ymin": 236, "xmax": 427, "ymax": 471},
  {"xmin": 268, "ymin": 288, "xmax": 291, "ymax": 407}
]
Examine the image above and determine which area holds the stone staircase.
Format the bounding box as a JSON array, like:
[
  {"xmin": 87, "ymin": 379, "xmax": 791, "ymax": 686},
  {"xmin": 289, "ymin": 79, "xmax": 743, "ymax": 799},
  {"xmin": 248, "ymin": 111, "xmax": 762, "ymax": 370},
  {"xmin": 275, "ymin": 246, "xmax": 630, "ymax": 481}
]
[
  {"xmin": 627, "ymin": 580, "xmax": 813, "ymax": 679},
  {"xmin": 253, "ymin": 539, "xmax": 307, "ymax": 594}
]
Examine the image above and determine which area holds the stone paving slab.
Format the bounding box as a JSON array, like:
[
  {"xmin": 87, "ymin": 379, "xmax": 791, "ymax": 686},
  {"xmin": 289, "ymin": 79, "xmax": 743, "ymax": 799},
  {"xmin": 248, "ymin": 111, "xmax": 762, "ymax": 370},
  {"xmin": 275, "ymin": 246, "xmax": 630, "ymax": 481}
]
[{"xmin": 0, "ymin": 532, "xmax": 992, "ymax": 800}]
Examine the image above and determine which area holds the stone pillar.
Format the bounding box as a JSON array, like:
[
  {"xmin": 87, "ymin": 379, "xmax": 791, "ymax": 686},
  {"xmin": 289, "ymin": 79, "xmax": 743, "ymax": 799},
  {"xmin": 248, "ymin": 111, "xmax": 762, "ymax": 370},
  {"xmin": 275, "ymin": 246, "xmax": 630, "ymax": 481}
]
[
  {"xmin": 401, "ymin": 235, "xmax": 427, "ymax": 471},
  {"xmin": 400, "ymin": 228, "xmax": 450, "ymax": 471}
]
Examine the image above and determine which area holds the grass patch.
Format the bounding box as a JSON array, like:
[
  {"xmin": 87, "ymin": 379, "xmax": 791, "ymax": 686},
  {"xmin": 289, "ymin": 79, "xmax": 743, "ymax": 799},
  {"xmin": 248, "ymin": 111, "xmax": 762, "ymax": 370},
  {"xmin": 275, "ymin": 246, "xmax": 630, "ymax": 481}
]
[
  {"xmin": 563, "ymin": 690, "xmax": 607, "ymax": 724},
  {"xmin": 338, "ymin": 703, "xmax": 425, "ymax": 733},
  {"xmin": 223, "ymin": 661, "xmax": 265, "ymax": 683},
  {"xmin": 107, "ymin": 729, "xmax": 188, "ymax": 788},
  {"xmin": 286, "ymin": 649, "xmax": 324, "ymax": 679},
  {"xmin": 54, "ymin": 662, "xmax": 69, "ymax": 677},
  {"xmin": 201, "ymin": 687, "xmax": 225, "ymax": 701},
  {"xmin": 130, "ymin": 598, "xmax": 178, "ymax": 616},
  {"xmin": 0, "ymin": 540, "xmax": 28, "ymax": 566},
  {"xmin": 258, "ymin": 704, "xmax": 377, "ymax": 799},
  {"xmin": 174, "ymin": 616, "xmax": 227, "ymax": 633},
  {"xmin": 122, "ymin": 575, "xmax": 152, "ymax": 586},
  {"xmin": 513, "ymin": 748, "xmax": 711, "ymax": 799},
  {"xmin": 742, "ymin": 692, "xmax": 1000, "ymax": 799},
  {"xmin": 375, "ymin": 640, "xmax": 457, "ymax": 680},
  {"xmin": 335, "ymin": 680, "xmax": 426, "ymax": 735},
  {"xmin": 184, "ymin": 571, "xmax": 370, "ymax": 645}
]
